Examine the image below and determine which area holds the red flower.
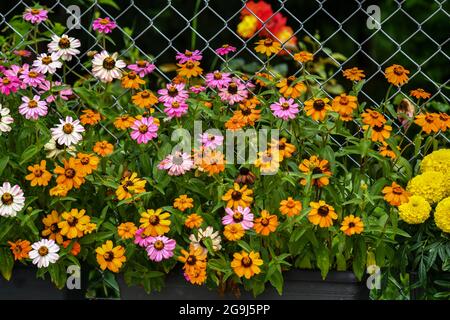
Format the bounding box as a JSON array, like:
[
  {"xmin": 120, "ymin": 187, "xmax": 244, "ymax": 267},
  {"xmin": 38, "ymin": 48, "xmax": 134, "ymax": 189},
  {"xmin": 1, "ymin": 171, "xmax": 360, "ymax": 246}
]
[{"xmin": 241, "ymin": 1, "xmax": 287, "ymax": 37}]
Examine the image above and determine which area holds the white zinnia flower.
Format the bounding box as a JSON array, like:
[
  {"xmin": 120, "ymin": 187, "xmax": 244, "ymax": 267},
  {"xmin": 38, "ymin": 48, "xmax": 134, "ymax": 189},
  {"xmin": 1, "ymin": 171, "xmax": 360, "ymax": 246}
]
[
  {"xmin": 189, "ymin": 226, "xmax": 222, "ymax": 253},
  {"xmin": 0, "ymin": 182, "xmax": 25, "ymax": 217},
  {"xmin": 44, "ymin": 138, "xmax": 77, "ymax": 159},
  {"xmin": 29, "ymin": 239, "xmax": 60, "ymax": 268},
  {"xmin": 0, "ymin": 104, "xmax": 14, "ymax": 134},
  {"xmin": 50, "ymin": 116, "xmax": 85, "ymax": 146},
  {"xmin": 92, "ymin": 51, "xmax": 126, "ymax": 83},
  {"xmin": 33, "ymin": 52, "xmax": 62, "ymax": 74},
  {"xmin": 47, "ymin": 34, "xmax": 81, "ymax": 61}
]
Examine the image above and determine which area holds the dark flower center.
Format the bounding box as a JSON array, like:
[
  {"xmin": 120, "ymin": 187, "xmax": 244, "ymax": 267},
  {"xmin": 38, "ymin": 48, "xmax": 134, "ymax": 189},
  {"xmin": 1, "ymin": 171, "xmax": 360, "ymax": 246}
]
[
  {"xmin": 1, "ymin": 193, "xmax": 13, "ymax": 205},
  {"xmin": 231, "ymin": 191, "xmax": 242, "ymax": 201},
  {"xmin": 136, "ymin": 60, "xmax": 147, "ymax": 68},
  {"xmin": 141, "ymin": 91, "xmax": 150, "ymax": 98},
  {"xmin": 65, "ymin": 168, "xmax": 76, "ymax": 178},
  {"xmin": 393, "ymin": 67, "xmax": 404, "ymax": 76},
  {"xmin": 260, "ymin": 218, "xmax": 269, "ymax": 226},
  {"xmin": 58, "ymin": 38, "xmax": 70, "ymax": 49},
  {"xmin": 33, "ymin": 169, "xmax": 43, "ymax": 177},
  {"xmin": 233, "ymin": 212, "xmax": 244, "ymax": 222},
  {"xmin": 313, "ymin": 99, "xmax": 325, "ymax": 111},
  {"xmin": 312, "ymin": 167, "xmax": 323, "ymax": 175},
  {"xmin": 103, "ymin": 251, "xmax": 114, "ymax": 262},
  {"xmin": 67, "ymin": 216, "xmax": 78, "ymax": 227},
  {"xmin": 186, "ymin": 255, "xmax": 196, "ymax": 265},
  {"xmin": 28, "ymin": 71, "xmax": 38, "ymax": 78},
  {"xmin": 239, "ymin": 167, "xmax": 250, "ymax": 175},
  {"xmin": 318, "ymin": 206, "xmax": 329, "ymax": 217},
  {"xmin": 50, "ymin": 223, "xmax": 60, "ymax": 233},
  {"xmin": 241, "ymin": 256, "xmax": 252, "ymax": 267},
  {"xmin": 127, "ymin": 71, "xmax": 137, "ymax": 79},
  {"xmin": 281, "ymin": 102, "xmax": 290, "ymax": 110},
  {"xmin": 38, "ymin": 246, "xmax": 49, "ymax": 256},
  {"xmin": 81, "ymin": 157, "xmax": 90, "ymax": 165},
  {"xmin": 149, "ymin": 215, "xmax": 160, "ymax": 226},
  {"xmin": 264, "ymin": 39, "xmax": 273, "ymax": 47},
  {"xmin": 154, "ymin": 240, "xmax": 165, "ymax": 250},
  {"xmin": 214, "ymin": 72, "xmax": 222, "ymax": 80},
  {"xmin": 138, "ymin": 124, "xmax": 148, "ymax": 134},
  {"xmin": 373, "ymin": 125, "xmax": 384, "ymax": 132},
  {"xmin": 348, "ymin": 222, "xmax": 355, "ymax": 228},
  {"xmin": 63, "ymin": 123, "xmax": 74, "ymax": 134},
  {"xmin": 102, "ymin": 57, "xmax": 116, "ymax": 70},
  {"xmin": 42, "ymin": 57, "xmax": 52, "ymax": 65},
  {"xmin": 28, "ymin": 100, "xmax": 38, "ymax": 108},
  {"xmin": 168, "ymin": 87, "xmax": 178, "ymax": 97},
  {"xmin": 228, "ymin": 83, "xmax": 238, "ymax": 94}
]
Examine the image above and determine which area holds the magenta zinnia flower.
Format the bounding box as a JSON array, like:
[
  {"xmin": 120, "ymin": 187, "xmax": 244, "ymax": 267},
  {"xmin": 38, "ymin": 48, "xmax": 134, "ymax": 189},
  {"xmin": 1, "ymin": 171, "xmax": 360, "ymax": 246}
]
[
  {"xmin": 134, "ymin": 228, "xmax": 152, "ymax": 247},
  {"xmin": 127, "ymin": 60, "xmax": 155, "ymax": 77},
  {"xmin": 0, "ymin": 72, "xmax": 21, "ymax": 95},
  {"xmin": 19, "ymin": 65, "xmax": 46, "ymax": 88},
  {"xmin": 19, "ymin": 95, "xmax": 48, "ymax": 120},
  {"xmin": 130, "ymin": 117, "xmax": 158, "ymax": 144},
  {"xmin": 92, "ymin": 17, "xmax": 117, "ymax": 34},
  {"xmin": 218, "ymin": 78, "xmax": 248, "ymax": 105},
  {"xmin": 157, "ymin": 83, "xmax": 188, "ymax": 104},
  {"xmin": 205, "ymin": 71, "xmax": 232, "ymax": 89},
  {"xmin": 199, "ymin": 133, "xmax": 224, "ymax": 149},
  {"xmin": 190, "ymin": 85, "xmax": 206, "ymax": 94},
  {"xmin": 270, "ymin": 97, "xmax": 300, "ymax": 120},
  {"xmin": 23, "ymin": 8, "xmax": 48, "ymax": 24},
  {"xmin": 175, "ymin": 49, "xmax": 202, "ymax": 64},
  {"xmin": 158, "ymin": 151, "xmax": 194, "ymax": 176},
  {"xmin": 222, "ymin": 206, "xmax": 254, "ymax": 230},
  {"xmin": 164, "ymin": 101, "xmax": 189, "ymax": 118},
  {"xmin": 215, "ymin": 44, "xmax": 237, "ymax": 56},
  {"xmin": 39, "ymin": 81, "xmax": 73, "ymax": 103},
  {"xmin": 146, "ymin": 236, "xmax": 176, "ymax": 262}
]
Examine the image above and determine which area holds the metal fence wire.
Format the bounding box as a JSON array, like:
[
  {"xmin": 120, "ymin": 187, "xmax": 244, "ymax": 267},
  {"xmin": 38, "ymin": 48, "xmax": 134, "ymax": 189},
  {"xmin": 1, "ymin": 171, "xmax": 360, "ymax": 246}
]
[{"xmin": 1, "ymin": 0, "xmax": 449, "ymax": 163}]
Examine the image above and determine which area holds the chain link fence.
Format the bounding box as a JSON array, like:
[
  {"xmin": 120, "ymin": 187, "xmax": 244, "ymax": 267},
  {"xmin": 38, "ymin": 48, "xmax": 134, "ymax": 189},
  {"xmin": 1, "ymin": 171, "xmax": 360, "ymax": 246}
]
[{"xmin": 1, "ymin": 0, "xmax": 449, "ymax": 163}]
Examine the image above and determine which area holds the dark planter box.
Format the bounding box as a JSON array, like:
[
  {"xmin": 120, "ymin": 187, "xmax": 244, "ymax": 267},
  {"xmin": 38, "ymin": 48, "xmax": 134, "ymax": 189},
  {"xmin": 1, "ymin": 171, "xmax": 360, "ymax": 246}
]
[
  {"xmin": 119, "ymin": 270, "xmax": 370, "ymax": 300},
  {"xmin": 0, "ymin": 266, "xmax": 85, "ymax": 300}
]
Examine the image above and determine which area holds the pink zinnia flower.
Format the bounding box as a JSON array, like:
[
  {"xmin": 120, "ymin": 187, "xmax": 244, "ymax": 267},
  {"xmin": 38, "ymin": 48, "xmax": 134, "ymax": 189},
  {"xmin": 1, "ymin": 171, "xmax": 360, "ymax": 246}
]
[
  {"xmin": 157, "ymin": 83, "xmax": 188, "ymax": 104},
  {"xmin": 0, "ymin": 72, "xmax": 21, "ymax": 95},
  {"xmin": 190, "ymin": 85, "xmax": 206, "ymax": 94},
  {"xmin": 127, "ymin": 60, "xmax": 155, "ymax": 78},
  {"xmin": 164, "ymin": 101, "xmax": 189, "ymax": 118},
  {"xmin": 92, "ymin": 17, "xmax": 117, "ymax": 34},
  {"xmin": 9, "ymin": 64, "xmax": 29, "ymax": 89},
  {"xmin": 19, "ymin": 95, "xmax": 48, "ymax": 120},
  {"xmin": 175, "ymin": 49, "xmax": 202, "ymax": 64},
  {"xmin": 146, "ymin": 236, "xmax": 176, "ymax": 262},
  {"xmin": 23, "ymin": 8, "xmax": 48, "ymax": 24},
  {"xmin": 205, "ymin": 71, "xmax": 232, "ymax": 89},
  {"xmin": 222, "ymin": 206, "xmax": 254, "ymax": 230},
  {"xmin": 215, "ymin": 44, "xmax": 237, "ymax": 56},
  {"xmin": 199, "ymin": 133, "xmax": 224, "ymax": 149},
  {"xmin": 134, "ymin": 228, "xmax": 152, "ymax": 247},
  {"xmin": 158, "ymin": 152, "xmax": 194, "ymax": 176},
  {"xmin": 270, "ymin": 97, "xmax": 300, "ymax": 120},
  {"xmin": 19, "ymin": 65, "xmax": 46, "ymax": 88},
  {"xmin": 39, "ymin": 81, "xmax": 73, "ymax": 103},
  {"xmin": 13, "ymin": 49, "xmax": 32, "ymax": 57},
  {"xmin": 130, "ymin": 117, "xmax": 158, "ymax": 144},
  {"xmin": 218, "ymin": 78, "xmax": 248, "ymax": 105}
]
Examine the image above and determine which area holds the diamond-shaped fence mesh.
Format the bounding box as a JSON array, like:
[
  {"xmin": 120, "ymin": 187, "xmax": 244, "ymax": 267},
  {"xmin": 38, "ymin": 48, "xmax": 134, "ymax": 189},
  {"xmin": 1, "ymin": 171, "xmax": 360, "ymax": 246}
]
[{"xmin": 1, "ymin": 0, "xmax": 449, "ymax": 164}]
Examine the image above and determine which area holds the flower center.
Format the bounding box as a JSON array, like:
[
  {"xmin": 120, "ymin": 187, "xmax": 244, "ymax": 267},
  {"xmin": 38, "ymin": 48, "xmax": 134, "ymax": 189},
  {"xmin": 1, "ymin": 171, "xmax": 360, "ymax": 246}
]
[
  {"xmin": 186, "ymin": 255, "xmax": 196, "ymax": 265},
  {"xmin": 63, "ymin": 123, "xmax": 74, "ymax": 134},
  {"xmin": 264, "ymin": 39, "xmax": 273, "ymax": 47},
  {"xmin": 213, "ymin": 71, "xmax": 222, "ymax": 80},
  {"xmin": 13, "ymin": 246, "xmax": 22, "ymax": 254},
  {"xmin": 38, "ymin": 246, "xmax": 49, "ymax": 256},
  {"xmin": 233, "ymin": 212, "xmax": 244, "ymax": 222},
  {"xmin": 340, "ymin": 96, "xmax": 349, "ymax": 104},
  {"xmin": 50, "ymin": 223, "xmax": 59, "ymax": 233},
  {"xmin": 138, "ymin": 124, "xmax": 148, "ymax": 134},
  {"xmin": 228, "ymin": 82, "xmax": 238, "ymax": 94},
  {"xmin": 28, "ymin": 71, "xmax": 38, "ymax": 78},
  {"xmin": 313, "ymin": 99, "xmax": 325, "ymax": 111},
  {"xmin": 231, "ymin": 191, "xmax": 242, "ymax": 201},
  {"xmin": 136, "ymin": 60, "xmax": 147, "ymax": 68},
  {"xmin": 2, "ymin": 78, "xmax": 10, "ymax": 84},
  {"xmin": 425, "ymin": 115, "xmax": 435, "ymax": 123},
  {"xmin": 80, "ymin": 157, "xmax": 90, "ymax": 165},
  {"xmin": 154, "ymin": 240, "xmax": 165, "ymax": 250},
  {"xmin": 149, "ymin": 215, "xmax": 160, "ymax": 226},
  {"xmin": 185, "ymin": 61, "xmax": 195, "ymax": 69},
  {"xmin": 287, "ymin": 76, "xmax": 296, "ymax": 86},
  {"xmin": 172, "ymin": 155, "xmax": 185, "ymax": 165},
  {"xmin": 28, "ymin": 100, "xmax": 38, "ymax": 108},
  {"xmin": 373, "ymin": 125, "xmax": 384, "ymax": 132},
  {"xmin": 67, "ymin": 216, "xmax": 79, "ymax": 227},
  {"xmin": 348, "ymin": 222, "xmax": 355, "ymax": 228},
  {"xmin": 168, "ymin": 87, "xmax": 178, "ymax": 97},
  {"xmin": 260, "ymin": 218, "xmax": 269, "ymax": 226},
  {"xmin": 241, "ymin": 256, "xmax": 252, "ymax": 267},
  {"xmin": 392, "ymin": 187, "xmax": 403, "ymax": 195},
  {"xmin": 141, "ymin": 90, "xmax": 150, "ymax": 98},
  {"xmin": 312, "ymin": 167, "xmax": 323, "ymax": 175},
  {"xmin": 171, "ymin": 101, "xmax": 180, "ymax": 109},
  {"xmin": 127, "ymin": 71, "xmax": 137, "ymax": 79},
  {"xmin": 103, "ymin": 251, "xmax": 114, "ymax": 261},
  {"xmin": 1, "ymin": 193, "xmax": 13, "ymax": 205},
  {"xmin": 318, "ymin": 206, "xmax": 329, "ymax": 217},
  {"xmin": 393, "ymin": 67, "xmax": 404, "ymax": 76},
  {"xmin": 185, "ymin": 50, "xmax": 193, "ymax": 57},
  {"xmin": 33, "ymin": 169, "xmax": 43, "ymax": 177},
  {"xmin": 102, "ymin": 57, "xmax": 116, "ymax": 70},
  {"xmin": 239, "ymin": 167, "xmax": 250, "ymax": 175},
  {"xmin": 42, "ymin": 56, "xmax": 52, "ymax": 65},
  {"xmin": 31, "ymin": 9, "xmax": 41, "ymax": 15},
  {"xmin": 65, "ymin": 168, "xmax": 76, "ymax": 178},
  {"xmin": 58, "ymin": 38, "xmax": 70, "ymax": 49},
  {"xmin": 281, "ymin": 102, "xmax": 290, "ymax": 110},
  {"xmin": 286, "ymin": 200, "xmax": 295, "ymax": 208},
  {"xmin": 99, "ymin": 18, "xmax": 110, "ymax": 25}
]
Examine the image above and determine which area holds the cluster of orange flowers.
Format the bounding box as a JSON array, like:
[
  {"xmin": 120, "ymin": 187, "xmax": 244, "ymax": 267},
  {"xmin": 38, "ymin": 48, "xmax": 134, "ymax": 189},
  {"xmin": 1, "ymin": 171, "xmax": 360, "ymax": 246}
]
[{"xmin": 225, "ymin": 97, "xmax": 262, "ymax": 130}]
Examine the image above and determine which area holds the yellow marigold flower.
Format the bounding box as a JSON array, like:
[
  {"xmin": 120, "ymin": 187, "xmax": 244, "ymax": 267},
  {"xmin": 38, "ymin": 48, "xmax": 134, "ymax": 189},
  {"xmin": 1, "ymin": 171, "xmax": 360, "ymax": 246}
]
[
  {"xmin": 340, "ymin": 215, "xmax": 364, "ymax": 236},
  {"xmin": 117, "ymin": 222, "xmax": 137, "ymax": 240},
  {"xmin": 42, "ymin": 210, "xmax": 63, "ymax": 244},
  {"xmin": 254, "ymin": 38, "xmax": 281, "ymax": 57},
  {"xmin": 222, "ymin": 183, "xmax": 253, "ymax": 209},
  {"xmin": 435, "ymin": 197, "xmax": 450, "ymax": 233},
  {"xmin": 25, "ymin": 160, "xmax": 52, "ymax": 187},
  {"xmin": 96, "ymin": 240, "xmax": 126, "ymax": 273},
  {"xmin": 121, "ymin": 71, "xmax": 145, "ymax": 89},
  {"xmin": 174, "ymin": 194, "xmax": 194, "ymax": 212},
  {"xmin": 385, "ymin": 64, "xmax": 410, "ymax": 86},
  {"xmin": 139, "ymin": 208, "xmax": 171, "ymax": 236},
  {"xmin": 58, "ymin": 208, "xmax": 91, "ymax": 239},
  {"xmin": 114, "ymin": 114, "xmax": 136, "ymax": 130},
  {"xmin": 237, "ymin": 15, "xmax": 258, "ymax": 38},
  {"xmin": 398, "ymin": 195, "xmax": 431, "ymax": 224},
  {"xmin": 231, "ymin": 250, "xmax": 263, "ymax": 279},
  {"xmin": 407, "ymin": 171, "xmax": 448, "ymax": 204},
  {"xmin": 293, "ymin": 51, "xmax": 313, "ymax": 63},
  {"xmin": 185, "ymin": 213, "xmax": 203, "ymax": 229},
  {"xmin": 223, "ymin": 223, "xmax": 245, "ymax": 241},
  {"xmin": 177, "ymin": 61, "xmax": 203, "ymax": 78},
  {"xmin": 420, "ymin": 149, "xmax": 450, "ymax": 174}
]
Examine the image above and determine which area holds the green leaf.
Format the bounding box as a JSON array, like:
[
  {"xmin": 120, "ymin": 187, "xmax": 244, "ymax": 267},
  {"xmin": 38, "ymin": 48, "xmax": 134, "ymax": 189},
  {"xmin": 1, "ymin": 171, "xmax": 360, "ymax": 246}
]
[
  {"xmin": 352, "ymin": 237, "xmax": 366, "ymax": 281},
  {"xmin": 0, "ymin": 247, "xmax": 14, "ymax": 280},
  {"xmin": 315, "ymin": 244, "xmax": 330, "ymax": 279},
  {"xmin": 0, "ymin": 156, "xmax": 9, "ymax": 177},
  {"xmin": 20, "ymin": 145, "xmax": 40, "ymax": 165}
]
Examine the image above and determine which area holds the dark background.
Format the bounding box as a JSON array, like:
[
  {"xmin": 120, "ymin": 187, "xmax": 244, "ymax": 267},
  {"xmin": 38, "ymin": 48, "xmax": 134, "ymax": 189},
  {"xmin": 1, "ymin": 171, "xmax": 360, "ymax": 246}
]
[{"xmin": 1, "ymin": 0, "xmax": 449, "ymax": 103}]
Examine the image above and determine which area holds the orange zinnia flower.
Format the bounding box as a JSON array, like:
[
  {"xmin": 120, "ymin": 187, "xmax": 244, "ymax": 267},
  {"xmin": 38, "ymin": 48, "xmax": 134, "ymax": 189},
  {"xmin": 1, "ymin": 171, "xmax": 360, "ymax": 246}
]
[
  {"xmin": 438, "ymin": 112, "xmax": 450, "ymax": 132},
  {"xmin": 177, "ymin": 61, "xmax": 203, "ymax": 78},
  {"xmin": 121, "ymin": 71, "xmax": 145, "ymax": 89},
  {"xmin": 225, "ymin": 115, "xmax": 246, "ymax": 130},
  {"xmin": 299, "ymin": 155, "xmax": 332, "ymax": 187},
  {"xmin": 382, "ymin": 182, "xmax": 410, "ymax": 206},
  {"xmin": 332, "ymin": 93, "xmax": 358, "ymax": 114},
  {"xmin": 385, "ymin": 64, "xmax": 409, "ymax": 86},
  {"xmin": 63, "ymin": 240, "xmax": 81, "ymax": 256},
  {"xmin": 304, "ymin": 98, "xmax": 332, "ymax": 121},
  {"xmin": 132, "ymin": 90, "xmax": 158, "ymax": 109},
  {"xmin": 54, "ymin": 157, "xmax": 86, "ymax": 190},
  {"xmin": 75, "ymin": 153, "xmax": 99, "ymax": 175},
  {"xmin": 185, "ymin": 213, "xmax": 203, "ymax": 229},
  {"xmin": 276, "ymin": 76, "xmax": 307, "ymax": 99},
  {"xmin": 254, "ymin": 38, "xmax": 281, "ymax": 56},
  {"xmin": 199, "ymin": 150, "xmax": 226, "ymax": 176},
  {"xmin": 268, "ymin": 137, "xmax": 296, "ymax": 161},
  {"xmin": 414, "ymin": 113, "xmax": 441, "ymax": 134},
  {"xmin": 361, "ymin": 109, "xmax": 386, "ymax": 127},
  {"xmin": 342, "ymin": 67, "xmax": 365, "ymax": 81},
  {"xmin": 308, "ymin": 201, "xmax": 337, "ymax": 228},
  {"xmin": 254, "ymin": 210, "xmax": 278, "ymax": 236},
  {"xmin": 25, "ymin": 160, "xmax": 52, "ymax": 187},
  {"xmin": 410, "ymin": 88, "xmax": 431, "ymax": 100},
  {"xmin": 114, "ymin": 114, "xmax": 136, "ymax": 130},
  {"xmin": 222, "ymin": 183, "xmax": 253, "ymax": 209},
  {"xmin": 174, "ymin": 195, "xmax": 194, "ymax": 212},
  {"xmin": 340, "ymin": 215, "xmax": 364, "ymax": 236},
  {"xmin": 80, "ymin": 109, "xmax": 101, "ymax": 126},
  {"xmin": 93, "ymin": 140, "xmax": 114, "ymax": 156},
  {"xmin": 293, "ymin": 51, "xmax": 313, "ymax": 63},
  {"xmin": 8, "ymin": 239, "xmax": 32, "ymax": 260},
  {"xmin": 279, "ymin": 197, "xmax": 302, "ymax": 217},
  {"xmin": 363, "ymin": 124, "xmax": 392, "ymax": 142}
]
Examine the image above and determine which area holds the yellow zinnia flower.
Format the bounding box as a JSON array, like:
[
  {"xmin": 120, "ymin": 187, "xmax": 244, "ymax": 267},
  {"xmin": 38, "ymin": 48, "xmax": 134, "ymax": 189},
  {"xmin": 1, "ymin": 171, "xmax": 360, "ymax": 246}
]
[
  {"xmin": 117, "ymin": 222, "xmax": 137, "ymax": 240},
  {"xmin": 58, "ymin": 208, "xmax": 91, "ymax": 239},
  {"xmin": 254, "ymin": 38, "xmax": 281, "ymax": 57},
  {"xmin": 222, "ymin": 183, "xmax": 253, "ymax": 209},
  {"xmin": 231, "ymin": 250, "xmax": 263, "ymax": 279},
  {"xmin": 139, "ymin": 208, "xmax": 171, "ymax": 236},
  {"xmin": 96, "ymin": 240, "xmax": 126, "ymax": 273},
  {"xmin": 223, "ymin": 223, "xmax": 245, "ymax": 241},
  {"xmin": 25, "ymin": 160, "xmax": 52, "ymax": 187}
]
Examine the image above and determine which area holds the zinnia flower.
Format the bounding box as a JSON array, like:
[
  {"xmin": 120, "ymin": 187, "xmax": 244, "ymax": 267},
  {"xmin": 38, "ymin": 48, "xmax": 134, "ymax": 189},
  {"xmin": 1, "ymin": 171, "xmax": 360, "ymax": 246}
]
[
  {"xmin": 382, "ymin": 182, "xmax": 410, "ymax": 206},
  {"xmin": 158, "ymin": 152, "xmax": 194, "ymax": 176},
  {"xmin": 140, "ymin": 209, "xmax": 171, "ymax": 236},
  {"xmin": 134, "ymin": 228, "xmax": 152, "ymax": 247},
  {"xmin": 219, "ymin": 78, "xmax": 248, "ymax": 105},
  {"xmin": 33, "ymin": 53, "xmax": 62, "ymax": 74},
  {"xmin": 222, "ymin": 206, "xmax": 254, "ymax": 230},
  {"xmin": 19, "ymin": 95, "xmax": 48, "ymax": 120},
  {"xmin": 96, "ymin": 241, "xmax": 126, "ymax": 273},
  {"xmin": 25, "ymin": 160, "xmax": 52, "ymax": 187},
  {"xmin": 385, "ymin": 64, "xmax": 410, "ymax": 86},
  {"xmin": 29, "ymin": 239, "xmax": 60, "ymax": 268},
  {"xmin": 0, "ymin": 182, "xmax": 25, "ymax": 217},
  {"xmin": 279, "ymin": 197, "xmax": 302, "ymax": 217},
  {"xmin": 222, "ymin": 183, "xmax": 253, "ymax": 209},
  {"xmin": 205, "ymin": 71, "xmax": 232, "ymax": 89},
  {"xmin": 410, "ymin": 88, "xmax": 431, "ymax": 100},
  {"xmin": 116, "ymin": 172, "xmax": 146, "ymax": 200},
  {"xmin": 177, "ymin": 61, "xmax": 203, "ymax": 78},
  {"xmin": 41, "ymin": 210, "xmax": 63, "ymax": 244},
  {"xmin": 231, "ymin": 250, "xmax": 263, "ymax": 279},
  {"xmin": 164, "ymin": 100, "xmax": 189, "ymax": 118},
  {"xmin": 93, "ymin": 140, "xmax": 114, "ymax": 156},
  {"xmin": 157, "ymin": 83, "xmax": 189, "ymax": 104},
  {"xmin": 92, "ymin": 51, "xmax": 126, "ymax": 83},
  {"xmin": 118, "ymin": 222, "xmax": 138, "ymax": 240},
  {"xmin": 304, "ymin": 98, "xmax": 332, "ymax": 121},
  {"xmin": 276, "ymin": 76, "xmax": 306, "ymax": 98},
  {"xmin": 223, "ymin": 224, "xmax": 245, "ymax": 241},
  {"xmin": 0, "ymin": 105, "xmax": 14, "ymax": 134},
  {"xmin": 130, "ymin": 117, "xmax": 158, "ymax": 144},
  {"xmin": 23, "ymin": 8, "xmax": 48, "ymax": 24},
  {"xmin": 47, "ymin": 34, "xmax": 81, "ymax": 61},
  {"xmin": 342, "ymin": 67, "xmax": 365, "ymax": 81},
  {"xmin": 173, "ymin": 195, "xmax": 194, "ymax": 212},
  {"xmin": 54, "ymin": 157, "xmax": 86, "ymax": 190},
  {"xmin": 127, "ymin": 60, "xmax": 155, "ymax": 77},
  {"xmin": 8, "ymin": 239, "xmax": 32, "ymax": 261},
  {"xmin": 299, "ymin": 155, "xmax": 332, "ymax": 187},
  {"xmin": 51, "ymin": 116, "xmax": 85, "ymax": 146},
  {"xmin": 175, "ymin": 49, "xmax": 202, "ymax": 64},
  {"xmin": 253, "ymin": 210, "xmax": 278, "ymax": 236},
  {"xmin": 340, "ymin": 215, "xmax": 364, "ymax": 236},
  {"xmin": 58, "ymin": 208, "xmax": 91, "ymax": 239},
  {"xmin": 270, "ymin": 97, "xmax": 299, "ymax": 120},
  {"xmin": 146, "ymin": 236, "xmax": 176, "ymax": 262},
  {"xmin": 215, "ymin": 44, "xmax": 236, "ymax": 56},
  {"xmin": 414, "ymin": 113, "xmax": 441, "ymax": 134},
  {"xmin": 254, "ymin": 38, "xmax": 281, "ymax": 56},
  {"xmin": 189, "ymin": 226, "xmax": 222, "ymax": 253},
  {"xmin": 199, "ymin": 132, "xmax": 224, "ymax": 149},
  {"xmin": 308, "ymin": 201, "xmax": 338, "ymax": 228},
  {"xmin": 92, "ymin": 17, "xmax": 117, "ymax": 34},
  {"xmin": 19, "ymin": 65, "xmax": 45, "ymax": 88}
]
